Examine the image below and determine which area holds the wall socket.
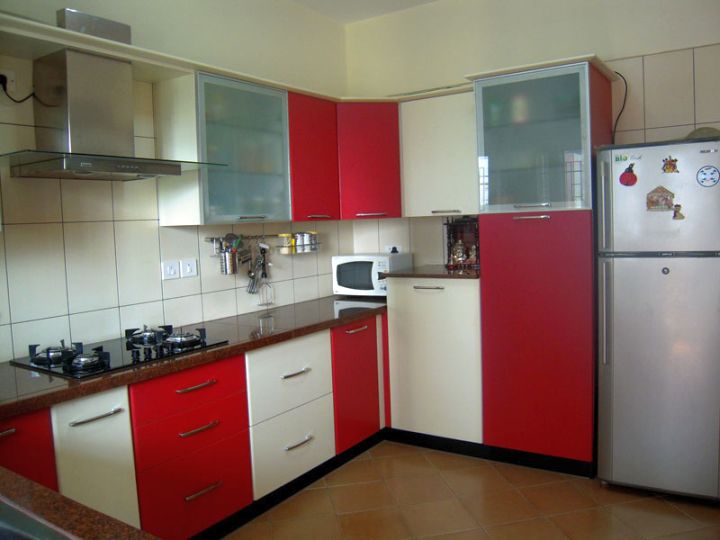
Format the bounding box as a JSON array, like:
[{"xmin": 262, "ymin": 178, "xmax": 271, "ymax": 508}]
[
  {"xmin": 384, "ymin": 245, "xmax": 403, "ymax": 253},
  {"xmin": 180, "ymin": 258, "xmax": 198, "ymax": 278},
  {"xmin": 0, "ymin": 69, "xmax": 16, "ymax": 93},
  {"xmin": 161, "ymin": 261, "xmax": 180, "ymax": 280}
]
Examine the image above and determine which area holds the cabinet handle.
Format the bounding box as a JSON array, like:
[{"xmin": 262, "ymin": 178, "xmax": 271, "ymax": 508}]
[
  {"xmin": 281, "ymin": 367, "xmax": 311, "ymax": 380},
  {"xmin": 184, "ymin": 481, "xmax": 222, "ymax": 503},
  {"xmin": 0, "ymin": 428, "xmax": 17, "ymax": 439},
  {"xmin": 512, "ymin": 215, "xmax": 551, "ymax": 221},
  {"xmin": 178, "ymin": 419, "xmax": 220, "ymax": 439},
  {"xmin": 355, "ymin": 212, "xmax": 386, "ymax": 217},
  {"xmin": 431, "ymin": 209, "xmax": 461, "ymax": 214},
  {"xmin": 69, "ymin": 407, "xmax": 123, "ymax": 427},
  {"xmin": 307, "ymin": 214, "xmax": 331, "ymax": 219},
  {"xmin": 175, "ymin": 378, "xmax": 217, "ymax": 394},
  {"xmin": 345, "ymin": 325, "xmax": 368, "ymax": 335},
  {"xmin": 237, "ymin": 215, "xmax": 266, "ymax": 220},
  {"xmin": 285, "ymin": 434, "xmax": 314, "ymax": 451},
  {"xmin": 513, "ymin": 202, "xmax": 551, "ymax": 208},
  {"xmin": 413, "ymin": 285, "xmax": 445, "ymax": 290}
]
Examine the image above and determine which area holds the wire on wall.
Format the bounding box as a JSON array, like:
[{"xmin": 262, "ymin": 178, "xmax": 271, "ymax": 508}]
[{"xmin": 611, "ymin": 71, "xmax": 628, "ymax": 144}]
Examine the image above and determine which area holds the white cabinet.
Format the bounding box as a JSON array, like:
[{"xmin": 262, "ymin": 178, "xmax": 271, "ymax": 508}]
[
  {"xmin": 387, "ymin": 278, "xmax": 482, "ymax": 443},
  {"xmin": 51, "ymin": 386, "xmax": 140, "ymax": 528},
  {"xmin": 400, "ymin": 92, "xmax": 479, "ymax": 217}
]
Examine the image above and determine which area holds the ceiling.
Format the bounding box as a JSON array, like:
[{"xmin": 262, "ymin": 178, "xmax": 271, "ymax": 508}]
[{"xmin": 290, "ymin": 0, "xmax": 439, "ymax": 23}]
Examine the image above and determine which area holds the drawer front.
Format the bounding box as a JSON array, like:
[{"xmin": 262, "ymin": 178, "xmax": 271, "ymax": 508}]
[
  {"xmin": 130, "ymin": 355, "xmax": 245, "ymax": 426},
  {"xmin": 133, "ymin": 391, "xmax": 248, "ymax": 472},
  {"xmin": 137, "ymin": 431, "xmax": 252, "ymax": 540},
  {"xmin": 250, "ymin": 393, "xmax": 335, "ymax": 499},
  {"xmin": 246, "ymin": 331, "xmax": 332, "ymax": 425},
  {"xmin": 0, "ymin": 409, "xmax": 58, "ymax": 491}
]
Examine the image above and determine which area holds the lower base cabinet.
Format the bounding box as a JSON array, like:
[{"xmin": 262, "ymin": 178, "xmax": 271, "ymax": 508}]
[{"xmin": 0, "ymin": 409, "xmax": 58, "ymax": 491}]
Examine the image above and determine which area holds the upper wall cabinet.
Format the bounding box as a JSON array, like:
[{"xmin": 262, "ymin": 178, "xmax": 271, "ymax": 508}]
[
  {"xmin": 337, "ymin": 102, "xmax": 401, "ymax": 220},
  {"xmin": 400, "ymin": 92, "xmax": 479, "ymax": 217},
  {"xmin": 288, "ymin": 93, "xmax": 341, "ymax": 221},
  {"xmin": 155, "ymin": 73, "xmax": 291, "ymax": 225}
]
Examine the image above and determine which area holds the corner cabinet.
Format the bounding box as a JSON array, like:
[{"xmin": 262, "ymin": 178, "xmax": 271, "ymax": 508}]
[
  {"xmin": 156, "ymin": 73, "xmax": 291, "ymax": 225},
  {"xmin": 0, "ymin": 409, "xmax": 58, "ymax": 491}
]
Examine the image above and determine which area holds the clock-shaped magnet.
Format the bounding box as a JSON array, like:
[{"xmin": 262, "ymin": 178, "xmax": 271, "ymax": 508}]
[{"xmin": 697, "ymin": 165, "xmax": 720, "ymax": 187}]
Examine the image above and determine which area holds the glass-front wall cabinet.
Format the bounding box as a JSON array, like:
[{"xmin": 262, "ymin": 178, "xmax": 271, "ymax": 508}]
[
  {"xmin": 198, "ymin": 73, "xmax": 290, "ymax": 223},
  {"xmin": 474, "ymin": 63, "xmax": 591, "ymax": 212}
]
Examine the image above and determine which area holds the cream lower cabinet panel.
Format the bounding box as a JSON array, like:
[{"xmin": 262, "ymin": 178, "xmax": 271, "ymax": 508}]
[
  {"xmin": 246, "ymin": 330, "xmax": 332, "ymax": 426},
  {"xmin": 250, "ymin": 393, "xmax": 335, "ymax": 499},
  {"xmin": 387, "ymin": 278, "xmax": 482, "ymax": 443},
  {"xmin": 400, "ymin": 91, "xmax": 479, "ymax": 217},
  {"xmin": 51, "ymin": 386, "xmax": 140, "ymax": 527}
]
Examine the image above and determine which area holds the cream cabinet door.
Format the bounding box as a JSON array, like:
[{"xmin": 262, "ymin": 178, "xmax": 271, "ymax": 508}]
[
  {"xmin": 400, "ymin": 92, "xmax": 479, "ymax": 217},
  {"xmin": 51, "ymin": 386, "xmax": 140, "ymax": 528},
  {"xmin": 387, "ymin": 278, "xmax": 482, "ymax": 443}
]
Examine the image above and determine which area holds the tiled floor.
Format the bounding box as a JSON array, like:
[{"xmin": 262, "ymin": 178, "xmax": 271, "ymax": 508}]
[{"xmin": 224, "ymin": 441, "xmax": 720, "ymax": 539}]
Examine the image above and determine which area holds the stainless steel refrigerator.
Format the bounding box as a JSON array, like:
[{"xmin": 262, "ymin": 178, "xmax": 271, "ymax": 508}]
[{"xmin": 597, "ymin": 137, "xmax": 720, "ymax": 499}]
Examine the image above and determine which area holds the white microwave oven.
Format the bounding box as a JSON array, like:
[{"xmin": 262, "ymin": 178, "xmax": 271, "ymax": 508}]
[{"xmin": 332, "ymin": 253, "xmax": 413, "ymax": 296}]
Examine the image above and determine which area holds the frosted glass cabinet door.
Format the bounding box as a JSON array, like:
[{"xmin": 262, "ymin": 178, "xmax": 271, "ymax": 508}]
[
  {"xmin": 475, "ymin": 63, "xmax": 591, "ymax": 212},
  {"xmin": 198, "ymin": 73, "xmax": 291, "ymax": 223}
]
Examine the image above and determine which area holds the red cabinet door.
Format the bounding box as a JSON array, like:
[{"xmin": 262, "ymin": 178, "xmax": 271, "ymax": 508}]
[
  {"xmin": 337, "ymin": 102, "xmax": 401, "ymax": 219},
  {"xmin": 479, "ymin": 210, "xmax": 594, "ymax": 462},
  {"xmin": 288, "ymin": 92, "xmax": 341, "ymax": 221},
  {"xmin": 331, "ymin": 317, "xmax": 380, "ymax": 454},
  {"xmin": 0, "ymin": 409, "xmax": 58, "ymax": 490}
]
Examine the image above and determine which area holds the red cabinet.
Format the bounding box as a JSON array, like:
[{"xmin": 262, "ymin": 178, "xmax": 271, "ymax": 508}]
[
  {"xmin": 0, "ymin": 409, "xmax": 57, "ymax": 490},
  {"xmin": 479, "ymin": 210, "xmax": 594, "ymax": 462},
  {"xmin": 331, "ymin": 317, "xmax": 380, "ymax": 454},
  {"xmin": 288, "ymin": 92, "xmax": 341, "ymax": 221},
  {"xmin": 337, "ymin": 102, "xmax": 401, "ymax": 219}
]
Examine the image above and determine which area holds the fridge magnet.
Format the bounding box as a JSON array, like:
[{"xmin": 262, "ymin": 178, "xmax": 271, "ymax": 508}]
[
  {"xmin": 646, "ymin": 186, "xmax": 675, "ymax": 211},
  {"xmin": 696, "ymin": 165, "xmax": 720, "ymax": 187},
  {"xmin": 661, "ymin": 156, "xmax": 679, "ymax": 173},
  {"xmin": 619, "ymin": 163, "xmax": 637, "ymax": 186},
  {"xmin": 672, "ymin": 204, "xmax": 685, "ymax": 220}
]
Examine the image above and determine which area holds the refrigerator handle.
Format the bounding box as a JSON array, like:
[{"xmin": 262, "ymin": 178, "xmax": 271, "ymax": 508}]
[
  {"xmin": 598, "ymin": 159, "xmax": 611, "ymax": 252},
  {"xmin": 598, "ymin": 259, "xmax": 612, "ymax": 366}
]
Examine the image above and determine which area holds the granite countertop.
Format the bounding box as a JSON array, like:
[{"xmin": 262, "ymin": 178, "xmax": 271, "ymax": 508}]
[
  {"xmin": 0, "ymin": 296, "xmax": 386, "ymax": 421},
  {"xmin": 382, "ymin": 264, "xmax": 480, "ymax": 279}
]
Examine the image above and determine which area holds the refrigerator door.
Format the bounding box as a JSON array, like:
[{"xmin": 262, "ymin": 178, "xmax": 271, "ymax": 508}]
[
  {"xmin": 599, "ymin": 256, "xmax": 720, "ymax": 497},
  {"xmin": 599, "ymin": 140, "xmax": 720, "ymax": 252}
]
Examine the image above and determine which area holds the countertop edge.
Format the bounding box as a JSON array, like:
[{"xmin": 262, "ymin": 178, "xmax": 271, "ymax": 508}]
[{"xmin": 381, "ymin": 264, "xmax": 480, "ymax": 279}]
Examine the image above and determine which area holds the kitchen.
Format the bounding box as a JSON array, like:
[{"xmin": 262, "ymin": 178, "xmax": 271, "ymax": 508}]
[{"xmin": 0, "ymin": 0, "xmax": 719, "ymax": 538}]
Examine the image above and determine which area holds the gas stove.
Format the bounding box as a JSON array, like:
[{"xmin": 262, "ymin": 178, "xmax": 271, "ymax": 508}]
[{"xmin": 10, "ymin": 325, "xmax": 229, "ymax": 380}]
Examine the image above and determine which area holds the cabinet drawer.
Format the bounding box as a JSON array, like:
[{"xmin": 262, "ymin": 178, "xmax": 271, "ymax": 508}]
[
  {"xmin": 137, "ymin": 431, "xmax": 252, "ymax": 540},
  {"xmin": 246, "ymin": 331, "xmax": 331, "ymax": 425},
  {"xmin": 130, "ymin": 355, "xmax": 245, "ymax": 426},
  {"xmin": 0, "ymin": 409, "xmax": 58, "ymax": 491},
  {"xmin": 133, "ymin": 391, "xmax": 248, "ymax": 472},
  {"xmin": 250, "ymin": 393, "xmax": 335, "ymax": 499}
]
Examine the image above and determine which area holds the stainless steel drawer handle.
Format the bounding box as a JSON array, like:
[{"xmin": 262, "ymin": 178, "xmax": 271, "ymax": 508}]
[
  {"xmin": 69, "ymin": 407, "xmax": 123, "ymax": 427},
  {"xmin": 355, "ymin": 212, "xmax": 386, "ymax": 217},
  {"xmin": 345, "ymin": 325, "xmax": 368, "ymax": 335},
  {"xmin": 513, "ymin": 202, "xmax": 551, "ymax": 208},
  {"xmin": 184, "ymin": 481, "xmax": 222, "ymax": 503},
  {"xmin": 281, "ymin": 367, "xmax": 311, "ymax": 380},
  {"xmin": 307, "ymin": 214, "xmax": 331, "ymax": 219},
  {"xmin": 512, "ymin": 215, "xmax": 551, "ymax": 221},
  {"xmin": 413, "ymin": 285, "xmax": 445, "ymax": 290},
  {"xmin": 0, "ymin": 428, "xmax": 17, "ymax": 439},
  {"xmin": 431, "ymin": 209, "xmax": 461, "ymax": 214},
  {"xmin": 178, "ymin": 419, "xmax": 220, "ymax": 439},
  {"xmin": 237, "ymin": 215, "xmax": 267, "ymax": 220},
  {"xmin": 285, "ymin": 434, "xmax": 314, "ymax": 451},
  {"xmin": 176, "ymin": 379, "xmax": 217, "ymax": 394}
]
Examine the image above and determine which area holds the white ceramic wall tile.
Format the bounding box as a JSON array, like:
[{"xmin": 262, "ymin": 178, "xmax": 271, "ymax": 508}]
[
  {"xmin": 112, "ymin": 178, "xmax": 158, "ymax": 220},
  {"xmin": 1, "ymin": 176, "xmax": 61, "ymax": 224},
  {"xmin": 133, "ymin": 81, "xmax": 155, "ymax": 138},
  {"xmin": 409, "ymin": 216, "xmax": 445, "ymax": 266},
  {"xmin": 338, "ymin": 220, "xmax": 354, "ymax": 254},
  {"xmin": 318, "ymin": 273, "xmax": 333, "ymax": 298},
  {"xmin": 293, "ymin": 275, "xmax": 319, "ymax": 303},
  {"xmin": 696, "ymin": 122, "xmax": 720, "ymax": 131},
  {"xmin": 644, "ymin": 49, "xmax": 694, "ymax": 129},
  {"xmin": 352, "ymin": 220, "xmax": 380, "ymax": 253},
  {"xmin": 269, "ymin": 279, "xmax": 295, "ymax": 308},
  {"xmin": 645, "ymin": 125, "xmax": 694, "ymax": 143},
  {"xmin": 163, "ymin": 295, "xmax": 203, "ymax": 326},
  {"xmin": 311, "ymin": 221, "xmax": 339, "ymax": 274},
  {"xmin": 69, "ymin": 308, "xmax": 121, "ymax": 343},
  {"xmin": 0, "ymin": 123, "xmax": 34, "ymax": 155},
  {"xmin": 614, "ymin": 130, "xmax": 646, "ymax": 146},
  {"xmin": 0, "ymin": 325, "xmax": 13, "ymax": 362},
  {"xmin": 379, "ymin": 218, "xmax": 410, "ymax": 254},
  {"xmin": 61, "ymin": 180, "xmax": 113, "ymax": 222},
  {"xmin": 0, "ymin": 232, "xmax": 10, "ymax": 326},
  {"xmin": 119, "ymin": 301, "xmax": 165, "ymax": 330},
  {"xmin": 606, "ymin": 57, "xmax": 645, "ymax": 131},
  {"xmin": 11, "ymin": 315, "xmax": 71, "ymax": 358},
  {"xmin": 134, "ymin": 137, "xmax": 156, "ymax": 159},
  {"xmin": 159, "ymin": 225, "xmax": 201, "ymax": 299},
  {"xmin": 5, "ymin": 224, "xmax": 68, "ymax": 322},
  {"xmin": 236, "ymin": 286, "xmax": 264, "ymax": 315},
  {"xmin": 199, "ymin": 225, "xmax": 237, "ymax": 293},
  {"xmin": 64, "ymin": 221, "xmax": 119, "ymax": 313},
  {"xmin": 694, "ymin": 44, "xmax": 720, "ymax": 124},
  {"xmin": 202, "ymin": 290, "xmax": 237, "ymax": 321},
  {"xmin": 291, "ymin": 252, "xmax": 318, "ymax": 279},
  {"xmin": 115, "ymin": 220, "xmax": 162, "ymax": 306},
  {"xmin": 0, "ymin": 55, "xmax": 33, "ymax": 126}
]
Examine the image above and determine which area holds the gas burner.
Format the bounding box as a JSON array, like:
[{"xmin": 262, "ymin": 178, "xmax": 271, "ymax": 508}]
[
  {"xmin": 163, "ymin": 328, "xmax": 207, "ymax": 353},
  {"xmin": 29, "ymin": 340, "xmax": 81, "ymax": 367},
  {"xmin": 125, "ymin": 325, "xmax": 172, "ymax": 347},
  {"xmin": 64, "ymin": 346, "xmax": 109, "ymax": 374}
]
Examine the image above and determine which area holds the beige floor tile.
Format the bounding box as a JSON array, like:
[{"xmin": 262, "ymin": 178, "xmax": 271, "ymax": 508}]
[
  {"xmin": 306, "ymin": 477, "xmax": 327, "ymax": 490},
  {"xmin": 485, "ymin": 517, "xmax": 567, "ymax": 540},
  {"xmin": 271, "ymin": 515, "xmax": 342, "ymax": 540},
  {"xmin": 493, "ymin": 462, "xmax": 567, "ymax": 487},
  {"xmin": 338, "ymin": 507, "xmax": 412, "ymax": 539},
  {"xmin": 267, "ymin": 488, "xmax": 335, "ymax": 521},
  {"xmin": 428, "ymin": 529, "xmax": 491, "ymax": 539},
  {"xmin": 571, "ymin": 478, "xmax": 655, "ymax": 506},
  {"xmin": 329, "ymin": 481, "xmax": 396, "ymax": 514},
  {"xmin": 385, "ymin": 473, "xmax": 455, "ymax": 505},
  {"xmin": 666, "ymin": 498, "xmax": 720, "ymax": 526},
  {"xmin": 400, "ymin": 498, "xmax": 478, "ymax": 538},
  {"xmin": 460, "ymin": 489, "xmax": 540, "ymax": 526},
  {"xmin": 374, "ymin": 453, "xmax": 436, "ymax": 478},
  {"xmin": 223, "ymin": 519, "xmax": 272, "ymax": 539},
  {"xmin": 608, "ymin": 498, "xmax": 706, "ymax": 538},
  {"xmin": 651, "ymin": 527, "xmax": 720, "ymax": 539},
  {"xmin": 325, "ymin": 459, "xmax": 383, "ymax": 486},
  {"xmin": 425, "ymin": 450, "xmax": 491, "ymax": 471},
  {"xmin": 521, "ymin": 480, "xmax": 599, "ymax": 515},
  {"xmin": 441, "ymin": 465, "xmax": 514, "ymax": 498},
  {"xmin": 352, "ymin": 450, "xmax": 373, "ymax": 461},
  {"xmin": 369, "ymin": 440, "xmax": 423, "ymax": 458},
  {"xmin": 550, "ymin": 507, "xmax": 642, "ymax": 540}
]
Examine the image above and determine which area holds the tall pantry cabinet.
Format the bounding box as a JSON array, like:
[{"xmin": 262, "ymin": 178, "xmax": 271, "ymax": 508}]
[{"xmin": 473, "ymin": 60, "xmax": 612, "ymax": 464}]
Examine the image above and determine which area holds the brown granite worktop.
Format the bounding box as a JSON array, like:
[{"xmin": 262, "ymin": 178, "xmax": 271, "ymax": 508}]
[
  {"xmin": 382, "ymin": 264, "xmax": 480, "ymax": 279},
  {"xmin": 0, "ymin": 296, "xmax": 386, "ymax": 421}
]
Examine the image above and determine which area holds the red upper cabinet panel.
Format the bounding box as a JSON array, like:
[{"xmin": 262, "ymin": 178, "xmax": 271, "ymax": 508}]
[
  {"xmin": 337, "ymin": 102, "xmax": 401, "ymax": 219},
  {"xmin": 0, "ymin": 409, "xmax": 58, "ymax": 490},
  {"xmin": 288, "ymin": 92, "xmax": 341, "ymax": 221}
]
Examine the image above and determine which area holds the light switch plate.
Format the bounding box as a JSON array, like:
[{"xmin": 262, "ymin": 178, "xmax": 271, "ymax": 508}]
[
  {"xmin": 180, "ymin": 258, "xmax": 198, "ymax": 278},
  {"xmin": 384, "ymin": 245, "xmax": 403, "ymax": 253},
  {"xmin": 161, "ymin": 260, "xmax": 180, "ymax": 280}
]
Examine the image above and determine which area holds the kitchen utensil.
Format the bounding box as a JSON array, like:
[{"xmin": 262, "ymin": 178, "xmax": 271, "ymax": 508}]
[{"xmin": 257, "ymin": 247, "xmax": 274, "ymax": 306}]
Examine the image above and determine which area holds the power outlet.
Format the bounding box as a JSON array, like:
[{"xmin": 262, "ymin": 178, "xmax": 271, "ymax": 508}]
[
  {"xmin": 161, "ymin": 260, "xmax": 180, "ymax": 280},
  {"xmin": 180, "ymin": 258, "xmax": 198, "ymax": 278},
  {"xmin": 0, "ymin": 69, "xmax": 16, "ymax": 93},
  {"xmin": 384, "ymin": 245, "xmax": 402, "ymax": 254}
]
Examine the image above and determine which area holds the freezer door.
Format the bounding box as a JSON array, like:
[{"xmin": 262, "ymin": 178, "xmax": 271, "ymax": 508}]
[
  {"xmin": 601, "ymin": 257, "xmax": 720, "ymax": 497},
  {"xmin": 601, "ymin": 140, "xmax": 720, "ymax": 252}
]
